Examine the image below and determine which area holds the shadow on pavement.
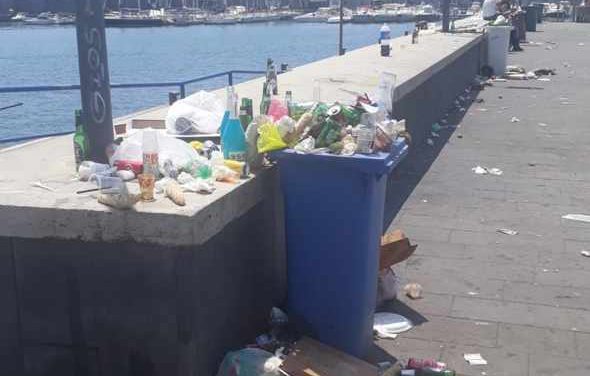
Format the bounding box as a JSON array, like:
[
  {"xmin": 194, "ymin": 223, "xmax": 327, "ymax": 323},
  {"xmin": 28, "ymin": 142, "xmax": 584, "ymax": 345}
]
[{"xmin": 382, "ymin": 88, "xmax": 481, "ymax": 232}]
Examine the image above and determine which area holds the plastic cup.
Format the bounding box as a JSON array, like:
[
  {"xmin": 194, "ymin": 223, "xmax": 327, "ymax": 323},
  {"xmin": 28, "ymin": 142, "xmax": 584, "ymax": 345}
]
[
  {"xmin": 138, "ymin": 173, "xmax": 155, "ymax": 201},
  {"xmin": 89, "ymin": 174, "xmax": 123, "ymax": 194}
]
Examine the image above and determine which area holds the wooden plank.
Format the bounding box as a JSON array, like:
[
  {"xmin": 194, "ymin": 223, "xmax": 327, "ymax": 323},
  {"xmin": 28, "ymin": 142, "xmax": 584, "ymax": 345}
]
[{"xmin": 281, "ymin": 337, "xmax": 378, "ymax": 376}]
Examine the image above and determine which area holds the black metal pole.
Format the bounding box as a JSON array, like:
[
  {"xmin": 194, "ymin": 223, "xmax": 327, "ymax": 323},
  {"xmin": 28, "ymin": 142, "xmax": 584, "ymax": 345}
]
[
  {"xmin": 338, "ymin": 0, "xmax": 344, "ymax": 55},
  {"xmin": 75, "ymin": 0, "xmax": 114, "ymax": 164},
  {"xmin": 442, "ymin": 0, "xmax": 450, "ymax": 32}
]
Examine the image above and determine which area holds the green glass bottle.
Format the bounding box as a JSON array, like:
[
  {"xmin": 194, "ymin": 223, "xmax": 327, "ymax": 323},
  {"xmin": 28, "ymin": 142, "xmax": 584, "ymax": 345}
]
[
  {"xmin": 73, "ymin": 109, "xmax": 88, "ymax": 170},
  {"xmin": 239, "ymin": 98, "xmax": 253, "ymax": 130}
]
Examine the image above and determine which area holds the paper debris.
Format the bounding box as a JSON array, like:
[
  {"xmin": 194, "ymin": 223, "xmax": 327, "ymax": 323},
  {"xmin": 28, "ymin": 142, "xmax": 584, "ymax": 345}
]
[
  {"xmin": 464, "ymin": 353, "xmax": 488, "ymax": 366},
  {"xmin": 581, "ymin": 251, "xmax": 590, "ymax": 257},
  {"xmin": 578, "ymin": 43, "xmax": 585, "ymax": 46},
  {"xmin": 497, "ymin": 228, "xmax": 518, "ymax": 236},
  {"xmin": 403, "ymin": 283, "xmax": 423, "ymax": 300},
  {"xmin": 537, "ymin": 78, "xmax": 551, "ymax": 82},
  {"xmin": 31, "ymin": 181, "xmax": 56, "ymax": 192},
  {"xmin": 488, "ymin": 168, "xmax": 503, "ymax": 175},
  {"xmin": 467, "ymin": 291, "xmax": 479, "ymax": 296},
  {"xmin": 472, "ymin": 166, "xmax": 487, "ymax": 175},
  {"xmin": 562, "ymin": 214, "xmax": 590, "ymax": 223},
  {"xmin": 472, "ymin": 166, "xmax": 503, "ymax": 176},
  {"xmin": 538, "ymin": 122, "xmax": 548, "ymax": 127},
  {"xmin": 511, "ymin": 117, "xmax": 520, "ymax": 123},
  {"xmin": 426, "ymin": 138, "xmax": 434, "ymax": 146}
]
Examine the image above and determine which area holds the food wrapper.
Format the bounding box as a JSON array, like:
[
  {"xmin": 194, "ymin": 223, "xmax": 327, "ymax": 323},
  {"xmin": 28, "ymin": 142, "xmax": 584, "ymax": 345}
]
[{"xmin": 257, "ymin": 122, "xmax": 287, "ymax": 153}]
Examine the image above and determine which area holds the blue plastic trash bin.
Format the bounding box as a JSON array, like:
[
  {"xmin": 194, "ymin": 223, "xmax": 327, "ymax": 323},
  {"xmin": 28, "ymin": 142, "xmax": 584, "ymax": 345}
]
[{"xmin": 271, "ymin": 139, "xmax": 408, "ymax": 357}]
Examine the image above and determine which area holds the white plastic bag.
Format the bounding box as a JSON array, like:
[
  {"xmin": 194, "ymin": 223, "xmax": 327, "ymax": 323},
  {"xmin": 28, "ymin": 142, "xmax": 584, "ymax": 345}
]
[
  {"xmin": 112, "ymin": 130, "xmax": 199, "ymax": 171},
  {"xmin": 165, "ymin": 90, "xmax": 225, "ymax": 135}
]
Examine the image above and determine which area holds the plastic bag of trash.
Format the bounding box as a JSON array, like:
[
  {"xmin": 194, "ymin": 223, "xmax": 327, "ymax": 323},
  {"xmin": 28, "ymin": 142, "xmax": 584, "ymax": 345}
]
[
  {"xmin": 216, "ymin": 348, "xmax": 281, "ymax": 376},
  {"xmin": 377, "ymin": 266, "xmax": 399, "ymax": 306},
  {"xmin": 112, "ymin": 130, "xmax": 199, "ymax": 172},
  {"xmin": 165, "ymin": 90, "xmax": 225, "ymax": 135},
  {"xmin": 257, "ymin": 122, "xmax": 288, "ymax": 153}
]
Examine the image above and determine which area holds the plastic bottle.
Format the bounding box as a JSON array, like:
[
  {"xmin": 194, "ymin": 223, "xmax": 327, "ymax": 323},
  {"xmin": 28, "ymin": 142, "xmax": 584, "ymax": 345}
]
[
  {"xmin": 284, "ymin": 90, "xmax": 293, "ymax": 115},
  {"xmin": 379, "ymin": 24, "xmax": 391, "ymax": 57},
  {"xmin": 226, "ymin": 86, "xmax": 238, "ymax": 118},
  {"xmin": 313, "ymin": 80, "xmax": 321, "ymax": 102},
  {"xmin": 354, "ymin": 123, "xmax": 376, "ymax": 154},
  {"xmin": 73, "ymin": 109, "xmax": 88, "ymax": 170},
  {"xmin": 142, "ymin": 129, "xmax": 159, "ymax": 177},
  {"xmin": 221, "ymin": 118, "xmax": 247, "ymax": 161}
]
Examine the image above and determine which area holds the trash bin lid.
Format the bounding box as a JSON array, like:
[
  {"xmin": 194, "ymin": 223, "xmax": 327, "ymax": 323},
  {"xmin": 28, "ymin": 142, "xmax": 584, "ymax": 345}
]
[{"xmin": 270, "ymin": 138, "xmax": 408, "ymax": 176}]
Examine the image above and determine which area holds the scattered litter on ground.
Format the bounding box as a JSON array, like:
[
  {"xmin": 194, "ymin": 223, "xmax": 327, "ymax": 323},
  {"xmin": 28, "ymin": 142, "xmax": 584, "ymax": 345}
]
[
  {"xmin": 432, "ymin": 123, "xmax": 442, "ymax": 132},
  {"xmin": 538, "ymin": 122, "xmax": 548, "ymax": 127},
  {"xmin": 459, "ymin": 107, "xmax": 466, "ymax": 112},
  {"xmin": 542, "ymin": 268, "xmax": 560, "ymax": 273},
  {"xmin": 478, "ymin": 108, "xmax": 488, "ymax": 112},
  {"xmin": 537, "ymin": 78, "xmax": 551, "ymax": 82},
  {"xmin": 475, "ymin": 321, "xmax": 491, "ymax": 326},
  {"xmin": 472, "ymin": 166, "xmax": 503, "ymax": 176},
  {"xmin": 431, "ymin": 131, "xmax": 440, "ymax": 138},
  {"xmin": 426, "ymin": 138, "xmax": 434, "ymax": 146},
  {"xmin": 581, "ymin": 251, "xmax": 590, "ymax": 258},
  {"xmin": 563, "ymin": 62, "xmax": 571, "ymax": 68},
  {"xmin": 377, "ymin": 267, "xmax": 399, "ymax": 306},
  {"xmin": 457, "ymin": 134, "xmax": 463, "ymax": 139},
  {"xmin": 464, "ymin": 353, "xmax": 488, "ymax": 366},
  {"xmin": 497, "ymin": 228, "xmax": 518, "ymax": 235},
  {"xmin": 528, "ymin": 162, "xmax": 536, "ymax": 167},
  {"xmin": 380, "ymin": 230, "xmax": 417, "ymax": 270},
  {"xmin": 31, "ymin": 181, "xmax": 56, "ymax": 192},
  {"xmin": 506, "ymin": 65, "xmax": 525, "ymax": 74},
  {"xmin": 467, "ymin": 291, "xmax": 479, "ymax": 296},
  {"xmin": 511, "ymin": 117, "xmax": 520, "ymax": 123},
  {"xmin": 216, "ymin": 348, "xmax": 282, "ymax": 376},
  {"xmin": 373, "ymin": 312, "xmax": 413, "ymax": 339},
  {"xmin": 578, "ymin": 43, "xmax": 585, "ymax": 46},
  {"xmin": 475, "ymin": 98, "xmax": 485, "ymax": 103},
  {"xmin": 404, "ymin": 283, "xmax": 423, "ymax": 300},
  {"xmin": 534, "ymin": 68, "xmax": 556, "ymax": 76},
  {"xmin": 562, "ymin": 214, "xmax": 590, "ymax": 223}
]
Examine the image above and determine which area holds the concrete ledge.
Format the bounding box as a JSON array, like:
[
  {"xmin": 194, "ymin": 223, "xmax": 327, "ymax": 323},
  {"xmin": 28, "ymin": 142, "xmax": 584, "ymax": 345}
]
[{"xmin": 0, "ymin": 31, "xmax": 482, "ymax": 248}]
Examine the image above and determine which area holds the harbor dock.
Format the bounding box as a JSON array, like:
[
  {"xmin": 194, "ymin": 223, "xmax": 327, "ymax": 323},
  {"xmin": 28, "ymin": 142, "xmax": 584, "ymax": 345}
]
[{"xmin": 0, "ymin": 20, "xmax": 589, "ymax": 376}]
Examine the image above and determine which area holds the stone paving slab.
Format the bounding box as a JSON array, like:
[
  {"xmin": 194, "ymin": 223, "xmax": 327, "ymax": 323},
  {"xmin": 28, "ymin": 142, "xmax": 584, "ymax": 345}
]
[{"xmin": 375, "ymin": 23, "xmax": 590, "ymax": 375}]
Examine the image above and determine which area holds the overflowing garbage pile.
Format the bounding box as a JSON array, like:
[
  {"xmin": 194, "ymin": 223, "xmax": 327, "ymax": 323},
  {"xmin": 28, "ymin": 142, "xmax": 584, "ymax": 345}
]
[{"xmin": 73, "ymin": 59, "xmax": 407, "ymax": 210}]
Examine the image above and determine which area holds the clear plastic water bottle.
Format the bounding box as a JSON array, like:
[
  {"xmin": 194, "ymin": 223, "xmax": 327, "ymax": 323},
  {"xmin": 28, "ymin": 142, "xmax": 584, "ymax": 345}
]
[{"xmin": 379, "ymin": 24, "xmax": 391, "ymax": 57}]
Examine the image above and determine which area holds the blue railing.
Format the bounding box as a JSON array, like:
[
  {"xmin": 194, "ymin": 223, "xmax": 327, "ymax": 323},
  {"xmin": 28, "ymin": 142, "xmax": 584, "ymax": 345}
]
[{"xmin": 0, "ymin": 69, "xmax": 265, "ymax": 144}]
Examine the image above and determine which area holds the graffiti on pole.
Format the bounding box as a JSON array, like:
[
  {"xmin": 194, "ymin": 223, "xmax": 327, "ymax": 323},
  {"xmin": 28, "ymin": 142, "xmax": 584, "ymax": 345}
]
[{"xmin": 75, "ymin": 0, "xmax": 114, "ymax": 163}]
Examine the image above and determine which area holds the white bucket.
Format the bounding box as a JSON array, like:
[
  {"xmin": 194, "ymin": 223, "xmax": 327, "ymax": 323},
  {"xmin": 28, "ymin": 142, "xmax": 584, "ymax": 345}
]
[{"xmin": 486, "ymin": 26, "xmax": 512, "ymax": 77}]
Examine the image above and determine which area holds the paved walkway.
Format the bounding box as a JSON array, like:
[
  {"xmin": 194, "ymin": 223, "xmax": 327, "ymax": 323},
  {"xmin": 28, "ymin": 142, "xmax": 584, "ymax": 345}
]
[{"xmin": 376, "ymin": 23, "xmax": 590, "ymax": 375}]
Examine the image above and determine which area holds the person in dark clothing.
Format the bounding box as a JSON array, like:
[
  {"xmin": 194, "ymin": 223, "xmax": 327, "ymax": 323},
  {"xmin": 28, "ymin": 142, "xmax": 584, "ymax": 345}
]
[{"xmin": 498, "ymin": 0, "xmax": 524, "ymax": 51}]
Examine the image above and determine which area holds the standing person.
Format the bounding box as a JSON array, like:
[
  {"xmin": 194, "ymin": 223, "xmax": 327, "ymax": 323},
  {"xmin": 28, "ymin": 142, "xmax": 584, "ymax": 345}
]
[{"xmin": 499, "ymin": 0, "xmax": 524, "ymax": 51}]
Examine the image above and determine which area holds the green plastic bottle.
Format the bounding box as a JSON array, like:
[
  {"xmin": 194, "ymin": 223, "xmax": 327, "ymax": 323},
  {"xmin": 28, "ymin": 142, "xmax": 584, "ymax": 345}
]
[{"xmin": 73, "ymin": 109, "xmax": 88, "ymax": 170}]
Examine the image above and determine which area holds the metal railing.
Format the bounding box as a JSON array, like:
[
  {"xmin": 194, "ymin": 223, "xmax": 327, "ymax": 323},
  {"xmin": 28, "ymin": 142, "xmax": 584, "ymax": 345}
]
[{"xmin": 0, "ymin": 69, "xmax": 265, "ymax": 144}]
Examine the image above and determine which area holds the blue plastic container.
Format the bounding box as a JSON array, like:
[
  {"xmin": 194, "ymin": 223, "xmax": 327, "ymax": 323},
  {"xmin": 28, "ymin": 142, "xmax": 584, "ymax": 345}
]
[{"xmin": 271, "ymin": 139, "xmax": 408, "ymax": 357}]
